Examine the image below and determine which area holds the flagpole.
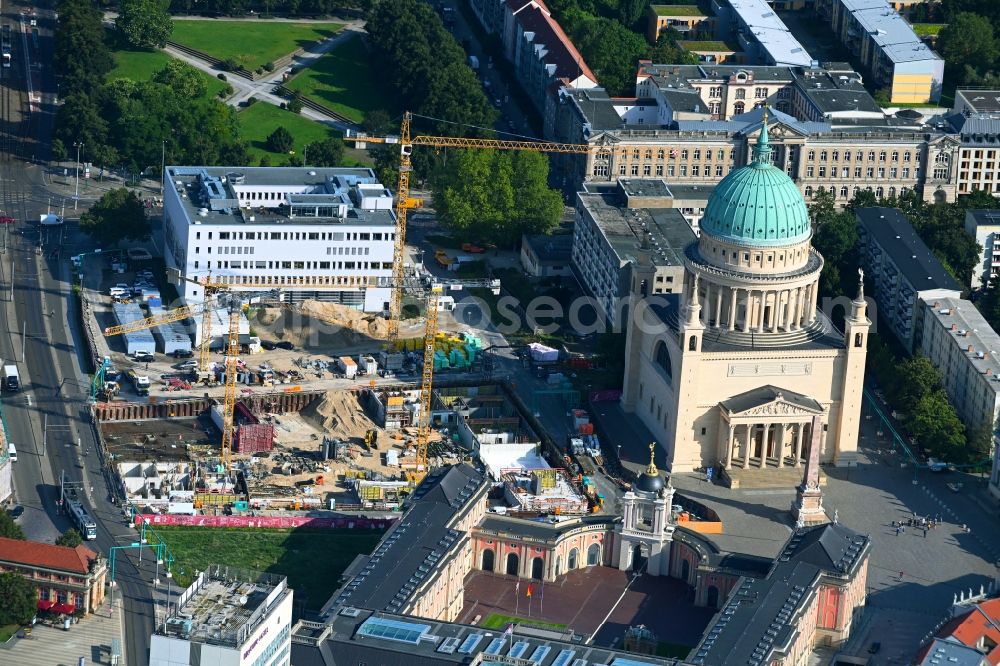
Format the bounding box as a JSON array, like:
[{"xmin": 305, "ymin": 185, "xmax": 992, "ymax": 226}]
[
  {"xmin": 515, "ymin": 579, "xmax": 520, "ymax": 617},
  {"xmin": 541, "ymin": 580, "xmax": 544, "ymax": 615}
]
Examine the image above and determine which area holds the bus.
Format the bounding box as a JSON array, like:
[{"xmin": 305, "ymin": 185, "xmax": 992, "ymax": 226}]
[{"xmin": 66, "ymin": 498, "xmax": 98, "ymax": 540}]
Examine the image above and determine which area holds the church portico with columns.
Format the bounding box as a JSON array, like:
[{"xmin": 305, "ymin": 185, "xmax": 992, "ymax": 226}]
[
  {"xmin": 620, "ymin": 112, "xmax": 870, "ymax": 479},
  {"xmin": 718, "ymin": 386, "xmax": 825, "ymax": 470}
]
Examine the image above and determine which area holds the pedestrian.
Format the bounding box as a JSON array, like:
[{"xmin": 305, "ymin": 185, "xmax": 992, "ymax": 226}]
[
  {"xmin": 895, "ymin": 526, "xmax": 900, "ymax": 536},
  {"xmin": 891, "ymin": 519, "xmax": 896, "ymax": 528},
  {"xmin": 923, "ymin": 527, "xmax": 926, "ymax": 538},
  {"xmin": 899, "ymin": 570, "xmax": 904, "ymax": 581}
]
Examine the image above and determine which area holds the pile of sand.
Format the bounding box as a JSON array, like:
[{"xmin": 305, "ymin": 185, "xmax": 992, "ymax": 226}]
[
  {"xmin": 299, "ymin": 390, "xmax": 377, "ymax": 439},
  {"xmin": 299, "ymin": 300, "xmax": 390, "ymax": 339}
]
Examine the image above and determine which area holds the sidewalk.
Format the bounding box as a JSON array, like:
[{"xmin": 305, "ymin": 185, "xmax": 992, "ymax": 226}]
[
  {"xmin": 40, "ymin": 164, "xmax": 161, "ymax": 207},
  {"xmin": 0, "ymin": 597, "xmax": 124, "ymax": 665}
]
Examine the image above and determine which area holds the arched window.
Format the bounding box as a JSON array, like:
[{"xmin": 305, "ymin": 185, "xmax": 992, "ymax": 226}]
[
  {"xmin": 734, "ymin": 102, "xmax": 745, "ymax": 115},
  {"xmin": 875, "ymin": 186, "xmax": 884, "ymax": 198},
  {"xmin": 482, "ymin": 549, "xmax": 495, "ymax": 572},
  {"xmin": 531, "ymin": 557, "xmax": 544, "ymax": 580},
  {"xmin": 707, "ymin": 585, "xmax": 720, "ymax": 608},
  {"xmin": 855, "ymin": 332, "xmax": 864, "ymax": 348},
  {"xmin": 587, "ymin": 543, "xmax": 601, "ymax": 566},
  {"xmin": 804, "ymin": 186, "xmax": 814, "ymax": 197},
  {"xmin": 506, "ymin": 553, "xmax": 519, "ymax": 576},
  {"xmin": 568, "ymin": 548, "xmax": 578, "ymax": 570},
  {"xmin": 689, "ymin": 335, "xmax": 698, "ymax": 351},
  {"xmin": 654, "ymin": 341, "xmax": 672, "ymax": 378},
  {"xmin": 840, "ymin": 186, "xmax": 849, "ymax": 198}
]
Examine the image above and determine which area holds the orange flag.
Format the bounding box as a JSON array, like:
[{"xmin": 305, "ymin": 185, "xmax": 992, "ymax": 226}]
[{"xmin": 526, "ymin": 584, "xmax": 533, "ymax": 598}]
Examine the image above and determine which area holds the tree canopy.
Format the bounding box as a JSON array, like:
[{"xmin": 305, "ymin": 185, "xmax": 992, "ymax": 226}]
[
  {"xmin": 116, "ymin": 0, "xmax": 174, "ymax": 49},
  {"xmin": 304, "ymin": 137, "xmax": 345, "ymax": 167},
  {"xmin": 0, "ymin": 511, "xmax": 24, "ymax": 540},
  {"xmin": 266, "ymin": 126, "xmax": 294, "ymax": 154},
  {"xmin": 55, "ymin": 529, "xmax": 84, "ymax": 549},
  {"xmin": 152, "ymin": 60, "xmax": 208, "ymax": 99},
  {"xmin": 433, "ymin": 149, "xmax": 563, "ymax": 246},
  {"xmin": 55, "ymin": 0, "xmax": 113, "ymax": 100},
  {"xmin": 0, "ymin": 573, "xmax": 35, "ymax": 626},
  {"xmin": 80, "ymin": 188, "xmax": 151, "ymax": 246}
]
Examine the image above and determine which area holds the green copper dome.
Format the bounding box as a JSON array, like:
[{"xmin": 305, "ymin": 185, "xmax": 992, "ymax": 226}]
[{"xmin": 700, "ymin": 117, "xmax": 811, "ymax": 247}]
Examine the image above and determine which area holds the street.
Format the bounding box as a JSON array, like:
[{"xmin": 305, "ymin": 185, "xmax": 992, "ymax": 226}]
[{"xmin": 0, "ymin": 0, "xmax": 160, "ymax": 664}]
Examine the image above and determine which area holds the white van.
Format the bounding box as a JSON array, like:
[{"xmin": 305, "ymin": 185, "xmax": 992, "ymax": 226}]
[{"xmin": 7, "ymin": 443, "xmax": 16, "ymax": 462}]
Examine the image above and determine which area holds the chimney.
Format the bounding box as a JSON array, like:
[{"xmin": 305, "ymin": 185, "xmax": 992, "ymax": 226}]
[
  {"xmin": 969, "ymin": 345, "xmax": 975, "ymax": 352},
  {"xmin": 932, "ymin": 301, "xmax": 939, "ymax": 308},
  {"xmin": 985, "ymin": 353, "xmax": 990, "ymax": 360},
  {"xmin": 951, "ymin": 323, "xmax": 957, "ymax": 331}
]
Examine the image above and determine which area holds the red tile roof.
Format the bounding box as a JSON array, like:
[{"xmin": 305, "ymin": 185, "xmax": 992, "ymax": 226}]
[
  {"xmin": 514, "ymin": 2, "xmax": 597, "ymax": 85},
  {"xmin": 933, "ymin": 598, "xmax": 1000, "ymax": 665},
  {"xmin": 0, "ymin": 537, "xmax": 98, "ymax": 574}
]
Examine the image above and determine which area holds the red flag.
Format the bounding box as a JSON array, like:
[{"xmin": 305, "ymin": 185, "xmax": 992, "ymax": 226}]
[{"xmin": 526, "ymin": 584, "xmax": 533, "ymax": 598}]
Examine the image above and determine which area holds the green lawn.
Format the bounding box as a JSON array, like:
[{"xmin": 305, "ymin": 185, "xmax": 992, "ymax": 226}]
[
  {"xmin": 169, "ymin": 20, "xmax": 342, "ymax": 71},
  {"xmin": 652, "ymin": 5, "xmax": 705, "ymax": 16},
  {"xmin": 0, "ymin": 624, "xmax": 19, "ymax": 643},
  {"xmin": 678, "ymin": 40, "xmax": 737, "ymax": 51},
  {"xmin": 238, "ymin": 101, "xmax": 342, "ymax": 163},
  {"xmin": 481, "ymin": 613, "xmax": 567, "ymax": 631},
  {"xmin": 911, "ymin": 23, "xmax": 945, "ymax": 37},
  {"xmin": 151, "ymin": 526, "xmax": 383, "ymax": 609},
  {"xmin": 285, "ymin": 33, "xmax": 388, "ymax": 124},
  {"xmin": 109, "ymin": 46, "xmax": 228, "ymax": 97}
]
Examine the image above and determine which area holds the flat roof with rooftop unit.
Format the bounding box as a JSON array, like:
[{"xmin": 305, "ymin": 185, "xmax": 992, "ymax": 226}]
[{"xmin": 150, "ymin": 565, "xmax": 293, "ymax": 666}]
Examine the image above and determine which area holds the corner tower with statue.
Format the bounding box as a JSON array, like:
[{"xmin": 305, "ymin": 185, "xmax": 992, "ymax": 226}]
[{"xmin": 620, "ymin": 112, "xmax": 870, "ymax": 481}]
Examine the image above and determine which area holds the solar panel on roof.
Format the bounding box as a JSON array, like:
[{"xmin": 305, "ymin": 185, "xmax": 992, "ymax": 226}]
[
  {"xmin": 459, "ymin": 633, "xmax": 484, "ymax": 654},
  {"xmin": 552, "ymin": 649, "xmax": 576, "ymax": 666}
]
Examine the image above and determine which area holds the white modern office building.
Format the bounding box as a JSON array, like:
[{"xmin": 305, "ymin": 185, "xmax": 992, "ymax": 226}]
[
  {"xmin": 718, "ymin": 0, "xmax": 814, "ymax": 67},
  {"xmin": 162, "ymin": 167, "xmax": 396, "ymax": 313},
  {"xmin": 149, "ymin": 566, "xmax": 293, "ymax": 666}
]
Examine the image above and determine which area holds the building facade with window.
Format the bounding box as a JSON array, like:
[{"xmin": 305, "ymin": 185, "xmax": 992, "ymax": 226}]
[
  {"xmin": 817, "ymin": 0, "xmax": 943, "ymax": 103},
  {"xmin": 549, "ymin": 68, "xmax": 987, "ymax": 204},
  {"xmin": 964, "ymin": 209, "xmax": 1000, "ymax": 291},
  {"xmin": 919, "ymin": 298, "xmax": 1000, "ymax": 474},
  {"xmin": 162, "ymin": 167, "xmax": 395, "ymax": 313},
  {"xmin": 572, "ymin": 187, "xmax": 695, "ymax": 327},
  {"xmin": 150, "ymin": 566, "xmax": 292, "ymax": 666},
  {"xmin": 856, "ymin": 207, "xmax": 963, "ymax": 353},
  {"xmin": 619, "ymin": 119, "xmax": 870, "ymax": 474},
  {"xmin": 0, "ymin": 537, "xmax": 107, "ymax": 615}
]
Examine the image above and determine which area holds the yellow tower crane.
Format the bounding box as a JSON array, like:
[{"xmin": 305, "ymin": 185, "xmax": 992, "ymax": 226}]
[{"xmin": 345, "ymin": 111, "xmax": 591, "ymax": 346}]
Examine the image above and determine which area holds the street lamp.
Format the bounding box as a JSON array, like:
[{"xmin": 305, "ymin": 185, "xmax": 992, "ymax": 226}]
[
  {"xmin": 73, "ymin": 141, "xmax": 84, "ymax": 210},
  {"xmin": 160, "ymin": 140, "xmax": 167, "ymax": 196}
]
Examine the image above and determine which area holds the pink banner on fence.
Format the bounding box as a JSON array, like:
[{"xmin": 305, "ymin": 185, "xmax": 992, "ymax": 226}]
[
  {"xmin": 588, "ymin": 389, "xmax": 622, "ymax": 403},
  {"xmin": 133, "ymin": 514, "xmax": 394, "ymax": 530}
]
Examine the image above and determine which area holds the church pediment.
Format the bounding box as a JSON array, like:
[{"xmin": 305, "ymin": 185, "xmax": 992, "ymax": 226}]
[
  {"xmin": 720, "ymin": 385, "xmax": 824, "ymax": 418},
  {"xmin": 730, "ymin": 398, "xmax": 823, "ymax": 418}
]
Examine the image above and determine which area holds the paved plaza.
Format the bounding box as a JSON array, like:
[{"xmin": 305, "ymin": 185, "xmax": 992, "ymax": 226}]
[
  {"xmin": 0, "ymin": 595, "xmax": 124, "ymax": 666},
  {"xmin": 459, "ymin": 567, "xmax": 715, "ymax": 651}
]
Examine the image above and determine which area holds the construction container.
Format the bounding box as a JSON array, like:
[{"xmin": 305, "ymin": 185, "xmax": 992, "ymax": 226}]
[
  {"xmin": 359, "ymin": 355, "xmax": 378, "ymax": 375},
  {"xmin": 386, "ymin": 449, "xmax": 399, "ymax": 467},
  {"xmin": 378, "ymin": 352, "xmax": 404, "ymax": 372},
  {"xmin": 337, "ymin": 356, "xmax": 358, "ymax": 379},
  {"xmin": 528, "ymin": 342, "xmax": 559, "ymax": 363}
]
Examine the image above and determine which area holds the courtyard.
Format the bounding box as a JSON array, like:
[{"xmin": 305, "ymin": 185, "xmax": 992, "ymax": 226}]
[{"xmin": 458, "ymin": 567, "xmax": 716, "ymax": 655}]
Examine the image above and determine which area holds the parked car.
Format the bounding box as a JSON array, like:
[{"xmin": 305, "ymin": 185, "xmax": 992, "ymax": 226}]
[
  {"xmin": 275, "ymin": 341, "xmax": 294, "ymax": 350},
  {"xmin": 175, "ymin": 360, "xmax": 199, "ymax": 370},
  {"xmin": 172, "ymin": 349, "xmax": 194, "ymax": 358},
  {"xmin": 261, "ymin": 340, "xmax": 276, "ymax": 351},
  {"xmin": 133, "ymin": 350, "xmax": 155, "ymax": 361},
  {"xmin": 0, "ymin": 216, "xmax": 15, "ymax": 224},
  {"xmin": 8, "ymin": 505, "xmax": 23, "ymax": 519}
]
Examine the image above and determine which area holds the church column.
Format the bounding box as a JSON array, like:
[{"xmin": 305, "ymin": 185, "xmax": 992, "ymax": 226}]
[
  {"xmin": 777, "ymin": 423, "xmax": 785, "ymax": 467},
  {"xmin": 794, "ymin": 423, "xmax": 804, "ymax": 467},
  {"xmin": 743, "ymin": 424, "xmax": 752, "ymax": 468},
  {"xmin": 757, "ymin": 291, "xmax": 766, "ymax": 333},
  {"xmin": 788, "ymin": 288, "xmax": 800, "ymax": 331},
  {"xmin": 819, "ymin": 420, "xmax": 828, "ymax": 457},
  {"xmin": 724, "ymin": 425, "xmax": 735, "ymax": 468},
  {"xmin": 799, "ymin": 285, "xmax": 810, "ymax": 326},
  {"xmin": 781, "ymin": 290, "xmax": 790, "ymax": 330},
  {"xmin": 768, "ymin": 291, "xmax": 779, "ymax": 331},
  {"xmin": 728, "ymin": 287, "xmax": 739, "ymax": 331},
  {"xmin": 714, "ymin": 286, "xmax": 723, "ymax": 328},
  {"xmin": 760, "ymin": 422, "xmax": 771, "ymax": 467},
  {"xmin": 742, "ymin": 290, "xmax": 752, "ymax": 332},
  {"xmin": 808, "ymin": 283, "xmax": 818, "ymax": 324}
]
